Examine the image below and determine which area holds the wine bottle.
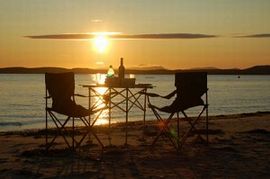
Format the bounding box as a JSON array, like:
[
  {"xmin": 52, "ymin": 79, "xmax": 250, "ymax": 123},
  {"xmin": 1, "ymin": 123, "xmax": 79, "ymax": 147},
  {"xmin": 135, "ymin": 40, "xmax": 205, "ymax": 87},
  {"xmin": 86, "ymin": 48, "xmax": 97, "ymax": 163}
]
[{"xmin": 118, "ymin": 57, "xmax": 125, "ymax": 80}]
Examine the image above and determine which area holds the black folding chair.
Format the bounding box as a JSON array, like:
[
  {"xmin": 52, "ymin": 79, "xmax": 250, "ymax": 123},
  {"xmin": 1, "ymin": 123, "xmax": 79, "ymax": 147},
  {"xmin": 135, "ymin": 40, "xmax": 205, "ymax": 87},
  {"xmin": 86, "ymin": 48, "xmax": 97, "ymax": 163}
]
[
  {"xmin": 45, "ymin": 72, "xmax": 105, "ymax": 151},
  {"xmin": 146, "ymin": 72, "xmax": 208, "ymax": 150}
]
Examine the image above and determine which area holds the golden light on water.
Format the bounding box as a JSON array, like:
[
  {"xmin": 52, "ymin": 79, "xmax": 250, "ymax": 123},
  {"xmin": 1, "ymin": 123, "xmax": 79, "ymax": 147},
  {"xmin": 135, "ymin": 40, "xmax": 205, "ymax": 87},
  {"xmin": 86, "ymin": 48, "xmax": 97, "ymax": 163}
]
[
  {"xmin": 129, "ymin": 74, "xmax": 135, "ymax": 78},
  {"xmin": 94, "ymin": 110, "xmax": 109, "ymax": 125},
  {"xmin": 90, "ymin": 75, "xmax": 109, "ymax": 125},
  {"xmin": 93, "ymin": 86, "xmax": 109, "ymax": 125},
  {"xmin": 94, "ymin": 73, "xmax": 106, "ymax": 84}
]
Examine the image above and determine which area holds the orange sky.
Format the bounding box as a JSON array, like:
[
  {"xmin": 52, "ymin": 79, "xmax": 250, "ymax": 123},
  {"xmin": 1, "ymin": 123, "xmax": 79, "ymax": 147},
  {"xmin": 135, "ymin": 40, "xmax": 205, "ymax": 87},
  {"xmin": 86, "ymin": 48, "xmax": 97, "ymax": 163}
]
[{"xmin": 0, "ymin": 1, "xmax": 270, "ymax": 69}]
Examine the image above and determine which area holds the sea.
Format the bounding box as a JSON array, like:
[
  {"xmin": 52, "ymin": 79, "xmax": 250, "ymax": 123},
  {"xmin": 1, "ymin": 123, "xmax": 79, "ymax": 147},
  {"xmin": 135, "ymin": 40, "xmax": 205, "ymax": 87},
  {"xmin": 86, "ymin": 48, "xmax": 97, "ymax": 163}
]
[{"xmin": 0, "ymin": 74, "xmax": 269, "ymax": 132}]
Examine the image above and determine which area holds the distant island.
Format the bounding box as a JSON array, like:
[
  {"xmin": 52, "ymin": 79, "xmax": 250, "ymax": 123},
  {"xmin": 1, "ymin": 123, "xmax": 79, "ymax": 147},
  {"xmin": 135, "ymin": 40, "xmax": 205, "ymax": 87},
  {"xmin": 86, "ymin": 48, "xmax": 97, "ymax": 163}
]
[{"xmin": 0, "ymin": 65, "xmax": 269, "ymax": 75}]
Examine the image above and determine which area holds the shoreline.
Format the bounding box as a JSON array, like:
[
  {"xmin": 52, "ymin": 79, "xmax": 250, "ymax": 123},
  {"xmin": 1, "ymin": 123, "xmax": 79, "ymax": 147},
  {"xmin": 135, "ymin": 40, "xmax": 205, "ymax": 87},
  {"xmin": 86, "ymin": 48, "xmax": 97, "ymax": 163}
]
[
  {"xmin": 1, "ymin": 111, "xmax": 269, "ymax": 134},
  {"xmin": 0, "ymin": 111, "xmax": 270, "ymax": 178}
]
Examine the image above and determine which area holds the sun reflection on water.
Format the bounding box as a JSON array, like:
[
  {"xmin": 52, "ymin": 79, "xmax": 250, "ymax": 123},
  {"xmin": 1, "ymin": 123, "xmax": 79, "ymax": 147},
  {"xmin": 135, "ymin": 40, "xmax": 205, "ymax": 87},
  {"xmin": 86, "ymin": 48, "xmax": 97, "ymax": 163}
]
[
  {"xmin": 91, "ymin": 74, "xmax": 109, "ymax": 125},
  {"xmin": 93, "ymin": 73, "xmax": 106, "ymax": 85}
]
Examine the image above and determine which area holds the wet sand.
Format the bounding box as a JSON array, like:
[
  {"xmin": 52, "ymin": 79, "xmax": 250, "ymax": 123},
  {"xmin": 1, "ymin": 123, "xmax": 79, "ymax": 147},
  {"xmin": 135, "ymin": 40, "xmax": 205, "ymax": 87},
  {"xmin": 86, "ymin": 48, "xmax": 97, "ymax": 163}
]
[{"xmin": 0, "ymin": 112, "xmax": 270, "ymax": 178}]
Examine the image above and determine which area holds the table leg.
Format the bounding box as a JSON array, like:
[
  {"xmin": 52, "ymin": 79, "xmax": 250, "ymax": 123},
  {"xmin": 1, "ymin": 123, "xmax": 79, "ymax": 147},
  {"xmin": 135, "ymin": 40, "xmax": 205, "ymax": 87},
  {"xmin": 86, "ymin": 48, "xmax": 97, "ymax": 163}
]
[
  {"xmin": 108, "ymin": 88, "xmax": 112, "ymax": 145},
  {"xmin": 206, "ymin": 90, "xmax": 209, "ymax": 144},
  {"xmin": 141, "ymin": 88, "xmax": 147, "ymax": 141},
  {"xmin": 45, "ymin": 88, "xmax": 48, "ymax": 147},
  {"xmin": 177, "ymin": 112, "xmax": 180, "ymax": 149},
  {"xmin": 88, "ymin": 88, "xmax": 91, "ymax": 124},
  {"xmin": 143, "ymin": 88, "xmax": 147, "ymax": 126},
  {"xmin": 88, "ymin": 88, "xmax": 92, "ymax": 143},
  {"xmin": 125, "ymin": 88, "xmax": 129, "ymax": 145}
]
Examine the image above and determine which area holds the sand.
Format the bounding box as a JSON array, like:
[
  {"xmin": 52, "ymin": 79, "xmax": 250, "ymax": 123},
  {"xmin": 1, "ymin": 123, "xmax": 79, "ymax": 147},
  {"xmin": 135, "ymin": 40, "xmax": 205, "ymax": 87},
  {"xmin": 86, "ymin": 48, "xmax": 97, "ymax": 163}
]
[{"xmin": 0, "ymin": 112, "xmax": 270, "ymax": 178}]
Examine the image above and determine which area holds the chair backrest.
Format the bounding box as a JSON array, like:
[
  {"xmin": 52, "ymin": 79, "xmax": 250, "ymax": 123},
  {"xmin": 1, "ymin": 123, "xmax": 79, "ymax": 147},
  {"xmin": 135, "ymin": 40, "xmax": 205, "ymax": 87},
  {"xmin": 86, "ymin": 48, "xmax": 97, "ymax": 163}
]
[
  {"xmin": 175, "ymin": 72, "xmax": 207, "ymax": 98},
  {"xmin": 45, "ymin": 72, "xmax": 75, "ymax": 105}
]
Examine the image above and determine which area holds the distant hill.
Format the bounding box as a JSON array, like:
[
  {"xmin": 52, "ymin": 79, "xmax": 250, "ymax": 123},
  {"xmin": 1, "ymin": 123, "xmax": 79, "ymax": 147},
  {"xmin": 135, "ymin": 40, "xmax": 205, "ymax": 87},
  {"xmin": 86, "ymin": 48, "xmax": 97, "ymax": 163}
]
[
  {"xmin": 129, "ymin": 65, "xmax": 167, "ymax": 71},
  {"xmin": 0, "ymin": 65, "xmax": 269, "ymax": 75},
  {"xmin": 242, "ymin": 65, "xmax": 270, "ymax": 74},
  {"xmin": 0, "ymin": 67, "xmax": 106, "ymax": 74},
  {"xmin": 189, "ymin": 66, "xmax": 219, "ymax": 70}
]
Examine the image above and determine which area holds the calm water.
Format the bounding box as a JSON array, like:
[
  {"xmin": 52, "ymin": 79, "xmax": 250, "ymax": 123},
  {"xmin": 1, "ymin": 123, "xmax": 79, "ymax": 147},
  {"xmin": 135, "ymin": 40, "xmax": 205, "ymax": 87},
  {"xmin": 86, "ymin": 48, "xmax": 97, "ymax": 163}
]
[{"xmin": 0, "ymin": 74, "xmax": 269, "ymax": 131}]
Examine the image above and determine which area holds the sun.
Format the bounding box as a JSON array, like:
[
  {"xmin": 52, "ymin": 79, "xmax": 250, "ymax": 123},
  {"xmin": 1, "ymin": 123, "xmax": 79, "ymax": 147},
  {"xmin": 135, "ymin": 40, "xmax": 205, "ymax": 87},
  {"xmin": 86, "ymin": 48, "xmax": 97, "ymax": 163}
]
[{"xmin": 93, "ymin": 35, "xmax": 109, "ymax": 53}]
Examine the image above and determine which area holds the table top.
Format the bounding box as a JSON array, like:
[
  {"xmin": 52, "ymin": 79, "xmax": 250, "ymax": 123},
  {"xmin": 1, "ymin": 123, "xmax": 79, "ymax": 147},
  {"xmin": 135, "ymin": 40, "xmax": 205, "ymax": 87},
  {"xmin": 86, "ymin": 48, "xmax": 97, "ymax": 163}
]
[{"xmin": 82, "ymin": 83, "xmax": 153, "ymax": 88}]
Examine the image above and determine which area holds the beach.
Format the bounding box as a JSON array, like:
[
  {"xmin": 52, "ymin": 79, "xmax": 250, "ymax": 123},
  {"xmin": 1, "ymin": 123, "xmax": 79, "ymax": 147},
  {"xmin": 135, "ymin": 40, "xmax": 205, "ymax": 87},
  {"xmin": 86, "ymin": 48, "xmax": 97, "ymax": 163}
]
[
  {"xmin": 1, "ymin": 0, "xmax": 270, "ymax": 178},
  {"xmin": 0, "ymin": 112, "xmax": 270, "ymax": 178}
]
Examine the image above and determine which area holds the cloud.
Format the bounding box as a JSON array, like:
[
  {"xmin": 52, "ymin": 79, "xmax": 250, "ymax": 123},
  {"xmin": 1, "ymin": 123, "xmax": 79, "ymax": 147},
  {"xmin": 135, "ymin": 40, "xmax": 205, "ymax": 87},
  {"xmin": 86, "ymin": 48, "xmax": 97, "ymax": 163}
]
[
  {"xmin": 91, "ymin": 19, "xmax": 103, "ymax": 23},
  {"xmin": 236, "ymin": 33, "xmax": 270, "ymax": 38},
  {"xmin": 25, "ymin": 34, "xmax": 95, "ymax": 39},
  {"xmin": 112, "ymin": 33, "xmax": 217, "ymax": 39},
  {"xmin": 25, "ymin": 33, "xmax": 217, "ymax": 40}
]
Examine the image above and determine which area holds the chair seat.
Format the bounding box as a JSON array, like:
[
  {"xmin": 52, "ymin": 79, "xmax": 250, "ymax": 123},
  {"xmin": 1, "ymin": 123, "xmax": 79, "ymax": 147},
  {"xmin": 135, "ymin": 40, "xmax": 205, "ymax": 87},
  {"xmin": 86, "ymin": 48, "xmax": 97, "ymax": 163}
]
[
  {"xmin": 158, "ymin": 98, "xmax": 204, "ymax": 113},
  {"xmin": 48, "ymin": 101, "xmax": 92, "ymax": 117}
]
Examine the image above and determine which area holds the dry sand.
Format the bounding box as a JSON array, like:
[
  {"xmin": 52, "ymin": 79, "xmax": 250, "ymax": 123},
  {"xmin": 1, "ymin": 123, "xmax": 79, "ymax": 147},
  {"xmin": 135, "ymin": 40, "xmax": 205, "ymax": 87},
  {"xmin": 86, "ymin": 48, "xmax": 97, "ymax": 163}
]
[{"xmin": 0, "ymin": 112, "xmax": 270, "ymax": 178}]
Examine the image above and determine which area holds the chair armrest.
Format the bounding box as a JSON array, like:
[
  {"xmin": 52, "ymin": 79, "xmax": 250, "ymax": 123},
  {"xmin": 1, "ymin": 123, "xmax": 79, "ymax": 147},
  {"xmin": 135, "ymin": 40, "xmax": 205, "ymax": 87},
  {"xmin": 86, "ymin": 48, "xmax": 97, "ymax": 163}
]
[
  {"xmin": 139, "ymin": 92, "xmax": 161, "ymax": 97},
  {"xmin": 74, "ymin": 93, "xmax": 88, "ymax": 97}
]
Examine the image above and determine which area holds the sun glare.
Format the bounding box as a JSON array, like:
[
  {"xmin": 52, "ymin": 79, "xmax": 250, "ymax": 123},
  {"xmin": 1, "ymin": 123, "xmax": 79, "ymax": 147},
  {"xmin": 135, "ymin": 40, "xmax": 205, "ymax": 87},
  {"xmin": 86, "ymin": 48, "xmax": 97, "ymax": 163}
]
[
  {"xmin": 93, "ymin": 35, "xmax": 109, "ymax": 53},
  {"xmin": 94, "ymin": 73, "xmax": 106, "ymax": 84}
]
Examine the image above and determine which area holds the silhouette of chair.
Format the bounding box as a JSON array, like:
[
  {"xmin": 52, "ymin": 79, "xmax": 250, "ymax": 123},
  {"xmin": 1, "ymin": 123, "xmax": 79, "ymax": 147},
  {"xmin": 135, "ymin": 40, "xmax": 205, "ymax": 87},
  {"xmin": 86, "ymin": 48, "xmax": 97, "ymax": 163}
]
[
  {"xmin": 45, "ymin": 72, "xmax": 105, "ymax": 150},
  {"xmin": 146, "ymin": 72, "xmax": 208, "ymax": 150}
]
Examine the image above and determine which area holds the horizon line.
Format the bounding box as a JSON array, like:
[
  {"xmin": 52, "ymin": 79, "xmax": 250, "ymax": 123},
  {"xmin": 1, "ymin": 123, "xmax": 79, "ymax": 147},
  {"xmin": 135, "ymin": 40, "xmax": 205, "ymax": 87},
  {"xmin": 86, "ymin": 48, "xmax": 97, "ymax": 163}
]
[{"xmin": 1, "ymin": 64, "xmax": 269, "ymax": 71}]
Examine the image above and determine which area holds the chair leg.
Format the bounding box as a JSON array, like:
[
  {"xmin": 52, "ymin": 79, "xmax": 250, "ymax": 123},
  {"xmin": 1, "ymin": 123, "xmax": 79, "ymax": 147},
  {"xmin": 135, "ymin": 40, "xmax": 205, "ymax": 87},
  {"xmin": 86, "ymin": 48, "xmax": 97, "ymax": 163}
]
[
  {"xmin": 45, "ymin": 109, "xmax": 105, "ymax": 151},
  {"xmin": 47, "ymin": 127, "xmax": 72, "ymax": 150},
  {"xmin": 206, "ymin": 91, "xmax": 209, "ymax": 144},
  {"xmin": 45, "ymin": 88, "xmax": 48, "ymax": 149},
  {"xmin": 206, "ymin": 105, "xmax": 209, "ymax": 145},
  {"xmin": 180, "ymin": 107, "xmax": 206, "ymax": 148},
  {"xmin": 45, "ymin": 110, "xmax": 48, "ymax": 149},
  {"xmin": 74, "ymin": 114, "xmax": 104, "ymax": 149},
  {"xmin": 151, "ymin": 130, "xmax": 164, "ymax": 147},
  {"xmin": 89, "ymin": 129, "xmax": 104, "ymax": 148},
  {"xmin": 177, "ymin": 112, "xmax": 180, "ymax": 149},
  {"xmin": 150, "ymin": 111, "xmax": 179, "ymax": 150},
  {"xmin": 72, "ymin": 117, "xmax": 75, "ymax": 151},
  {"xmin": 46, "ymin": 112, "xmax": 73, "ymax": 150}
]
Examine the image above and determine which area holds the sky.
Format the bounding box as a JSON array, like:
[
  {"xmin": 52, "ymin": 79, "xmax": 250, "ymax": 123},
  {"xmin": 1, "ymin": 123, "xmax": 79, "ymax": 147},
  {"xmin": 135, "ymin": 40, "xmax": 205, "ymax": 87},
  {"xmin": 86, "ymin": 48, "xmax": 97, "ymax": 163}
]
[{"xmin": 0, "ymin": 0, "xmax": 270, "ymax": 69}]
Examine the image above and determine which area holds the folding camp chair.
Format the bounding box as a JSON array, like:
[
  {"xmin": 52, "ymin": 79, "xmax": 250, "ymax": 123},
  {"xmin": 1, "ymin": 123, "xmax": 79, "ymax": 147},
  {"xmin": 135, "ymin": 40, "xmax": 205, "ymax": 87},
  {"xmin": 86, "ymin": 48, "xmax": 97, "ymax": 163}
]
[
  {"xmin": 146, "ymin": 72, "xmax": 208, "ymax": 150},
  {"xmin": 45, "ymin": 72, "xmax": 105, "ymax": 151}
]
